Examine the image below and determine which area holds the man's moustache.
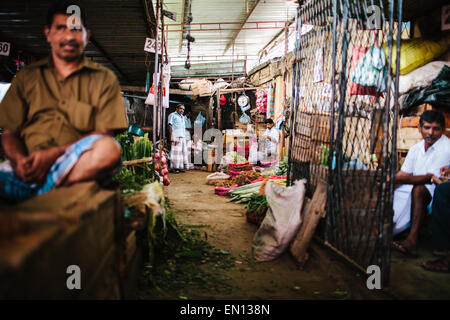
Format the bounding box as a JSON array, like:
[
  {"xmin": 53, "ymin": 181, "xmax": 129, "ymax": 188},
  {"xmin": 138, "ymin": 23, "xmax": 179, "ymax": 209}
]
[{"xmin": 59, "ymin": 41, "xmax": 79, "ymax": 48}]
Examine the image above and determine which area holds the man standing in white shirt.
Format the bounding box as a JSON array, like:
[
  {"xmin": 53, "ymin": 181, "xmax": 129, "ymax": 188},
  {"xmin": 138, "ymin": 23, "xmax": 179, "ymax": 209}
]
[
  {"xmin": 263, "ymin": 118, "xmax": 279, "ymax": 161},
  {"xmin": 168, "ymin": 104, "xmax": 187, "ymax": 173},
  {"xmin": 392, "ymin": 110, "xmax": 450, "ymax": 257}
]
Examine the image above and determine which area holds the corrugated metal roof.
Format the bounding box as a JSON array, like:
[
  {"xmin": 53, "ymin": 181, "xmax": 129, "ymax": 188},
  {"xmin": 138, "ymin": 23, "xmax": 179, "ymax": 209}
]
[
  {"xmin": 0, "ymin": 0, "xmax": 155, "ymax": 86},
  {"xmin": 164, "ymin": 0, "xmax": 299, "ymax": 78}
]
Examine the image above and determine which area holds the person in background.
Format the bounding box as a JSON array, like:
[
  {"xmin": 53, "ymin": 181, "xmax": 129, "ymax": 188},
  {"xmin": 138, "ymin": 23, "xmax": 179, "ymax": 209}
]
[
  {"xmin": 263, "ymin": 118, "xmax": 279, "ymax": 161},
  {"xmin": 184, "ymin": 111, "xmax": 193, "ymax": 170},
  {"xmin": 422, "ymin": 165, "xmax": 450, "ymax": 273},
  {"xmin": 0, "ymin": 0, "xmax": 128, "ymax": 202},
  {"xmin": 168, "ymin": 104, "xmax": 187, "ymax": 173},
  {"xmin": 392, "ymin": 110, "xmax": 450, "ymax": 257}
]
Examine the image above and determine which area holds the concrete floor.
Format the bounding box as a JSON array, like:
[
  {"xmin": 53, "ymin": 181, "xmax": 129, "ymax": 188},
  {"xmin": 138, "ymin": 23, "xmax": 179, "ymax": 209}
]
[{"xmin": 387, "ymin": 238, "xmax": 450, "ymax": 299}]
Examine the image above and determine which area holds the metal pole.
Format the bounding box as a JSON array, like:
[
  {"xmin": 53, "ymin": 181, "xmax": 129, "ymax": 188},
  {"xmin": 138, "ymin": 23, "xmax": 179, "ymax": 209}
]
[
  {"xmin": 326, "ymin": 0, "xmax": 339, "ymax": 245},
  {"xmin": 286, "ymin": 9, "xmax": 301, "ymax": 187},
  {"xmin": 153, "ymin": 0, "xmax": 160, "ymax": 144}
]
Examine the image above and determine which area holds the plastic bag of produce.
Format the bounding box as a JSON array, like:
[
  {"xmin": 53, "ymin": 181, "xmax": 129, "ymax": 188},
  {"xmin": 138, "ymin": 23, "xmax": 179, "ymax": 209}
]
[{"xmin": 252, "ymin": 179, "xmax": 306, "ymax": 261}]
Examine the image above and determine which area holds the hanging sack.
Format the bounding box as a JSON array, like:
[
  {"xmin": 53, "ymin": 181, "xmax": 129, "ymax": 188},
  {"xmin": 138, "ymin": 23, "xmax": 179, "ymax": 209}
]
[{"xmin": 195, "ymin": 112, "xmax": 206, "ymax": 127}]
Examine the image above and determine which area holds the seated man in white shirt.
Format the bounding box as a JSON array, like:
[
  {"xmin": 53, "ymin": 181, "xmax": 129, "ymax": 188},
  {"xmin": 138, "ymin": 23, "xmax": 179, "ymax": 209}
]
[{"xmin": 392, "ymin": 110, "xmax": 450, "ymax": 257}]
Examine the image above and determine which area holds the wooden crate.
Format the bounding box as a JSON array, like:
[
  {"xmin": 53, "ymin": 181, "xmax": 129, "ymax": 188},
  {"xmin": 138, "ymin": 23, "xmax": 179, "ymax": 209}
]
[{"xmin": 0, "ymin": 182, "xmax": 123, "ymax": 299}]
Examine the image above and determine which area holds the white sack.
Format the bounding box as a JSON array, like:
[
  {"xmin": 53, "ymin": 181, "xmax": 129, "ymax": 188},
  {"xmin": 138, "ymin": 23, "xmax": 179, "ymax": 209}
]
[
  {"xmin": 399, "ymin": 61, "xmax": 450, "ymax": 94},
  {"xmin": 252, "ymin": 179, "xmax": 306, "ymax": 262}
]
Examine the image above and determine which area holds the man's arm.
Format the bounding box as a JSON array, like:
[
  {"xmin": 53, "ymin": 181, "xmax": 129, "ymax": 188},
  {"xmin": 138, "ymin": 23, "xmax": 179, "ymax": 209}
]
[
  {"xmin": 25, "ymin": 130, "xmax": 114, "ymax": 182},
  {"xmin": 3, "ymin": 129, "xmax": 113, "ymax": 183},
  {"xmin": 394, "ymin": 170, "xmax": 434, "ymax": 186},
  {"xmin": 1, "ymin": 129, "xmax": 31, "ymax": 180}
]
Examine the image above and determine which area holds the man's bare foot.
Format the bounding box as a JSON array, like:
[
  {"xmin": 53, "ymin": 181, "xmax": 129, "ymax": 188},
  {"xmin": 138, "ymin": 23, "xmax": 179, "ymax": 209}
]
[
  {"xmin": 392, "ymin": 240, "xmax": 418, "ymax": 257},
  {"xmin": 422, "ymin": 257, "xmax": 450, "ymax": 273},
  {"xmin": 433, "ymin": 249, "xmax": 450, "ymax": 257}
]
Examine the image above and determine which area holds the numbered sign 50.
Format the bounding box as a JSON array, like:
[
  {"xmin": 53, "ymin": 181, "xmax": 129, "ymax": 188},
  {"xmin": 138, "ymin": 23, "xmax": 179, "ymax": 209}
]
[{"xmin": 0, "ymin": 42, "xmax": 11, "ymax": 56}]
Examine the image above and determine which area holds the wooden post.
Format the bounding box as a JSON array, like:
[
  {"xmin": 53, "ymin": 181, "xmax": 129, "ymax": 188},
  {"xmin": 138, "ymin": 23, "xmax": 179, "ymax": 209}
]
[{"xmin": 290, "ymin": 180, "xmax": 327, "ymax": 267}]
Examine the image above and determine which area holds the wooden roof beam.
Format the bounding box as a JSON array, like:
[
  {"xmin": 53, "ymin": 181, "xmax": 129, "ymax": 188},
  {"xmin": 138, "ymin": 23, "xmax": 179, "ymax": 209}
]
[
  {"xmin": 178, "ymin": 0, "xmax": 188, "ymax": 53},
  {"xmin": 223, "ymin": 0, "xmax": 261, "ymax": 55},
  {"xmin": 89, "ymin": 37, "xmax": 129, "ymax": 83}
]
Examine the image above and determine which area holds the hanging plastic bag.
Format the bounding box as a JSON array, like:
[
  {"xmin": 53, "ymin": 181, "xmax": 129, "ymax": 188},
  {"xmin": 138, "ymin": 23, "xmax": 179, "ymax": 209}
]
[
  {"xmin": 145, "ymin": 84, "xmax": 155, "ymax": 105},
  {"xmin": 239, "ymin": 112, "xmax": 250, "ymax": 124},
  {"xmin": 195, "ymin": 112, "xmax": 206, "ymax": 127}
]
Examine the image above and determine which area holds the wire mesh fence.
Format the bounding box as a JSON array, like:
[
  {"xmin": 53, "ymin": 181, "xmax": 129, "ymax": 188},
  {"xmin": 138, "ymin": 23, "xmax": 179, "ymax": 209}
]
[{"xmin": 288, "ymin": 0, "xmax": 404, "ymax": 285}]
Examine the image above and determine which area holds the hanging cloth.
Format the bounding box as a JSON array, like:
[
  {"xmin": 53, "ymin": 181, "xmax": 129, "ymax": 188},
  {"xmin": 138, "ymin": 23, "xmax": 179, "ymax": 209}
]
[{"xmin": 266, "ymin": 83, "xmax": 275, "ymax": 120}]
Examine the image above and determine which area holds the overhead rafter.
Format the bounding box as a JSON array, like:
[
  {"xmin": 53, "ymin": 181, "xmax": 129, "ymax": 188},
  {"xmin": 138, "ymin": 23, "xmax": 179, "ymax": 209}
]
[
  {"xmin": 178, "ymin": 0, "xmax": 188, "ymax": 53},
  {"xmin": 89, "ymin": 37, "xmax": 129, "ymax": 83},
  {"xmin": 257, "ymin": 18, "xmax": 295, "ymax": 58},
  {"xmin": 223, "ymin": 0, "xmax": 261, "ymax": 54},
  {"xmin": 143, "ymin": 0, "xmax": 157, "ymax": 38}
]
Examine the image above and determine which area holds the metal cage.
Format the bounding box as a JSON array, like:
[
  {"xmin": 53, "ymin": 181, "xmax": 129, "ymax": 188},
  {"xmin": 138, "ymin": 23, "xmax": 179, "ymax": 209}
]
[{"xmin": 288, "ymin": 0, "xmax": 404, "ymax": 286}]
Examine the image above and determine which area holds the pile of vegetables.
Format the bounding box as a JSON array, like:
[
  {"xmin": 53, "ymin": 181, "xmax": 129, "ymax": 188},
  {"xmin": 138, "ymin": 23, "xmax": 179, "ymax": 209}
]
[
  {"xmin": 113, "ymin": 131, "xmax": 155, "ymax": 192},
  {"xmin": 243, "ymin": 194, "xmax": 268, "ymax": 217},
  {"xmin": 274, "ymin": 157, "xmax": 289, "ymax": 176},
  {"xmin": 228, "ymin": 181, "xmax": 264, "ymax": 203},
  {"xmin": 228, "ymin": 178, "xmax": 286, "ymax": 203},
  {"xmin": 216, "ymin": 171, "xmax": 261, "ymax": 187},
  {"xmin": 113, "ymin": 166, "xmax": 146, "ymax": 194}
]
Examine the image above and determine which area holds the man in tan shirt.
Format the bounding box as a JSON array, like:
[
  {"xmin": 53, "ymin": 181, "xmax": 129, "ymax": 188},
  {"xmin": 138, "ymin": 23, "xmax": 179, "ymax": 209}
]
[{"xmin": 0, "ymin": 0, "xmax": 128, "ymax": 201}]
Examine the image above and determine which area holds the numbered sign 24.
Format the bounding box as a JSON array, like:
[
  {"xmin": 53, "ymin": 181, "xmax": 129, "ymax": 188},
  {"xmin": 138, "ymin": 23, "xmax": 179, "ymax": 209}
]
[{"xmin": 0, "ymin": 42, "xmax": 10, "ymax": 56}]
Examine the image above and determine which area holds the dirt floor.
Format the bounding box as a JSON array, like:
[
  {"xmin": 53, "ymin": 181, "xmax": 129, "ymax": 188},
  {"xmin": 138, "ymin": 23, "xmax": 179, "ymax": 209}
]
[{"xmin": 138, "ymin": 170, "xmax": 394, "ymax": 300}]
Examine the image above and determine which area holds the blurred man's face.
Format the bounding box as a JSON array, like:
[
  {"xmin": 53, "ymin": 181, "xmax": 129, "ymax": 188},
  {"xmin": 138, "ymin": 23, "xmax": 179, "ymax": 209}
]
[
  {"xmin": 177, "ymin": 105, "xmax": 185, "ymax": 115},
  {"xmin": 266, "ymin": 122, "xmax": 274, "ymax": 129},
  {"xmin": 45, "ymin": 13, "xmax": 90, "ymax": 62},
  {"xmin": 419, "ymin": 121, "xmax": 443, "ymax": 147}
]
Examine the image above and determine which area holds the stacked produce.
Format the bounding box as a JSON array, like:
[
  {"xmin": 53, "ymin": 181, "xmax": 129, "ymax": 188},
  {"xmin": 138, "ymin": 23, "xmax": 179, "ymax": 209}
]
[
  {"xmin": 154, "ymin": 152, "xmax": 170, "ymax": 186},
  {"xmin": 215, "ymin": 171, "xmax": 261, "ymax": 187},
  {"xmin": 113, "ymin": 132, "xmax": 155, "ymax": 193}
]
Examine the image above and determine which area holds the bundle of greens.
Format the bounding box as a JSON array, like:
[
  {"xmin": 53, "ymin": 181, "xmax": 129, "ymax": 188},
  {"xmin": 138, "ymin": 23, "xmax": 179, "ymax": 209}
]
[
  {"xmin": 228, "ymin": 178, "xmax": 286, "ymax": 204},
  {"xmin": 243, "ymin": 194, "xmax": 268, "ymax": 217},
  {"xmin": 133, "ymin": 133, "xmax": 153, "ymax": 159},
  {"xmin": 112, "ymin": 166, "xmax": 146, "ymax": 194},
  {"xmin": 274, "ymin": 157, "xmax": 289, "ymax": 176},
  {"xmin": 116, "ymin": 131, "xmax": 135, "ymax": 161}
]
